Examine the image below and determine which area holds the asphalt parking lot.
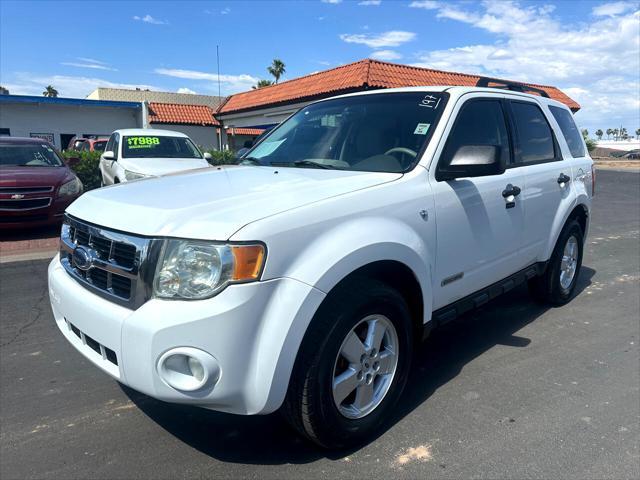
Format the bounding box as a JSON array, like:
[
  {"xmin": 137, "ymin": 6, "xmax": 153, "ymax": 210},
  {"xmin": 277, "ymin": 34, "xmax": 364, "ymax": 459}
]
[{"xmin": 1, "ymin": 169, "xmax": 638, "ymax": 479}]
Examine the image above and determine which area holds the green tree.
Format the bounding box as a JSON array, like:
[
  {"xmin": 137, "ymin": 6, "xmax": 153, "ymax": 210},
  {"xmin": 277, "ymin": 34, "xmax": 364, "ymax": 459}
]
[
  {"xmin": 636, "ymin": 128, "xmax": 640, "ymax": 139},
  {"xmin": 43, "ymin": 85, "xmax": 58, "ymax": 97},
  {"xmin": 252, "ymin": 79, "xmax": 274, "ymax": 89},
  {"xmin": 267, "ymin": 58, "xmax": 286, "ymax": 84},
  {"xmin": 606, "ymin": 128, "xmax": 613, "ymax": 139},
  {"xmin": 613, "ymin": 128, "xmax": 619, "ymax": 140},
  {"xmin": 0, "ymin": 86, "xmax": 8, "ymax": 95},
  {"xmin": 595, "ymin": 129, "xmax": 603, "ymax": 140},
  {"xmin": 581, "ymin": 128, "xmax": 589, "ymax": 139},
  {"xmin": 620, "ymin": 127, "xmax": 628, "ymax": 140}
]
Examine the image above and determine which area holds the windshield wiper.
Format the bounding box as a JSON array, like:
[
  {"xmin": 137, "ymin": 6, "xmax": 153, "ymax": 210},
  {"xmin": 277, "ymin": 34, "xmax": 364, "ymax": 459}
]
[
  {"xmin": 238, "ymin": 156, "xmax": 262, "ymax": 165},
  {"xmin": 291, "ymin": 160, "xmax": 337, "ymax": 170}
]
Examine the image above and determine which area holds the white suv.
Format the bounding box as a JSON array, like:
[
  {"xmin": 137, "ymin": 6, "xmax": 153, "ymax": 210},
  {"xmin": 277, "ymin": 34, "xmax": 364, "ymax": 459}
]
[
  {"xmin": 48, "ymin": 85, "xmax": 593, "ymax": 448},
  {"xmin": 99, "ymin": 128, "xmax": 211, "ymax": 185}
]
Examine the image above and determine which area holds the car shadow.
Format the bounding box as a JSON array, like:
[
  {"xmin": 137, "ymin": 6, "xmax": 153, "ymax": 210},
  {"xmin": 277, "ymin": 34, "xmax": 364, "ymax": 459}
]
[{"xmin": 122, "ymin": 266, "xmax": 596, "ymax": 465}]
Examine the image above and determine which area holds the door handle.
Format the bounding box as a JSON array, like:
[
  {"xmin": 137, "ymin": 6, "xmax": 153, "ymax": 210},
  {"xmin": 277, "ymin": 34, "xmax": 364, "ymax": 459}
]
[
  {"xmin": 557, "ymin": 173, "xmax": 571, "ymax": 185},
  {"xmin": 502, "ymin": 184, "xmax": 521, "ymax": 209},
  {"xmin": 502, "ymin": 184, "xmax": 521, "ymax": 198}
]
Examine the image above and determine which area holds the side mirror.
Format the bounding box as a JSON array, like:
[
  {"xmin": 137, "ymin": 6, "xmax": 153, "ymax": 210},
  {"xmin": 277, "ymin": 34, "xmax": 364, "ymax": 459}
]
[
  {"xmin": 203, "ymin": 152, "xmax": 212, "ymax": 161},
  {"xmin": 437, "ymin": 145, "xmax": 505, "ymax": 181},
  {"xmin": 65, "ymin": 156, "xmax": 80, "ymax": 167},
  {"xmin": 102, "ymin": 150, "xmax": 116, "ymax": 161}
]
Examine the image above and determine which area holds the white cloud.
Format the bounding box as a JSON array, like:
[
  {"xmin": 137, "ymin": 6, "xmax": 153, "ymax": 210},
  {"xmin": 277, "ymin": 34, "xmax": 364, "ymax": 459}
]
[
  {"xmin": 340, "ymin": 30, "xmax": 416, "ymax": 48},
  {"xmin": 154, "ymin": 68, "xmax": 259, "ymax": 94},
  {"xmin": 370, "ymin": 50, "xmax": 402, "ymax": 61},
  {"xmin": 359, "ymin": 0, "xmax": 381, "ymax": 5},
  {"xmin": 133, "ymin": 14, "xmax": 168, "ymax": 25},
  {"xmin": 410, "ymin": 0, "xmax": 640, "ymax": 132},
  {"xmin": 409, "ymin": 1, "xmax": 439, "ymax": 9},
  {"xmin": 321, "ymin": 0, "xmax": 342, "ymax": 4},
  {"xmin": 61, "ymin": 57, "xmax": 117, "ymax": 71},
  {"xmin": 592, "ymin": 1, "xmax": 635, "ymax": 17},
  {"xmin": 177, "ymin": 87, "xmax": 197, "ymax": 94},
  {"xmin": 220, "ymin": 7, "xmax": 231, "ymax": 15},
  {"xmin": 3, "ymin": 73, "xmax": 159, "ymax": 98}
]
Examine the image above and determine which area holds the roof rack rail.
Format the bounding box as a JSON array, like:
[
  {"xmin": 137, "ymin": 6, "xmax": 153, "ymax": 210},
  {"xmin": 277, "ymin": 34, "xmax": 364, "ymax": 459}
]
[{"xmin": 475, "ymin": 77, "xmax": 550, "ymax": 98}]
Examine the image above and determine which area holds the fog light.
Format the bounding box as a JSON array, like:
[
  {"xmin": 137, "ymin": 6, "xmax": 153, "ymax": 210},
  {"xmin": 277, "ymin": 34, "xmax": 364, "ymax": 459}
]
[
  {"xmin": 157, "ymin": 347, "xmax": 220, "ymax": 392},
  {"xmin": 187, "ymin": 356, "xmax": 205, "ymax": 382}
]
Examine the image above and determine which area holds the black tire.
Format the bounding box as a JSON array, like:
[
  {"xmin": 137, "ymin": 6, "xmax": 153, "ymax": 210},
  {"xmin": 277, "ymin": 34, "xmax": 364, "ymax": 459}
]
[
  {"xmin": 114, "ymin": 178, "xmax": 120, "ymax": 184},
  {"xmin": 282, "ymin": 277, "xmax": 413, "ymax": 449},
  {"xmin": 529, "ymin": 219, "xmax": 584, "ymax": 306}
]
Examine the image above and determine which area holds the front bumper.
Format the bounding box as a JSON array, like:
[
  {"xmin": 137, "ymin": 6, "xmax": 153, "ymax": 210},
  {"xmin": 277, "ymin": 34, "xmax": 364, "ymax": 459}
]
[
  {"xmin": 0, "ymin": 195, "xmax": 77, "ymax": 229},
  {"xmin": 48, "ymin": 254, "xmax": 325, "ymax": 414}
]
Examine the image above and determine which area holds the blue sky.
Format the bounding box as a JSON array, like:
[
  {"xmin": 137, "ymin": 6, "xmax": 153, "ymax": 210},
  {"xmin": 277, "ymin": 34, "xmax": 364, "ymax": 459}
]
[{"xmin": 1, "ymin": 0, "xmax": 638, "ymax": 134}]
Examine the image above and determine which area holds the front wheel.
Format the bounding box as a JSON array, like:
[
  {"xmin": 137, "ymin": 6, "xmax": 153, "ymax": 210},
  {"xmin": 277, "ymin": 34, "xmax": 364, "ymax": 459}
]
[
  {"xmin": 529, "ymin": 219, "xmax": 584, "ymax": 305},
  {"xmin": 282, "ymin": 278, "xmax": 413, "ymax": 448}
]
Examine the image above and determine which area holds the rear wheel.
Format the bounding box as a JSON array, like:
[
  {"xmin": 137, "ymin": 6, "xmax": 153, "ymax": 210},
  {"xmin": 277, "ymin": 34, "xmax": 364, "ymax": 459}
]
[
  {"xmin": 282, "ymin": 278, "xmax": 413, "ymax": 448},
  {"xmin": 529, "ymin": 219, "xmax": 584, "ymax": 305}
]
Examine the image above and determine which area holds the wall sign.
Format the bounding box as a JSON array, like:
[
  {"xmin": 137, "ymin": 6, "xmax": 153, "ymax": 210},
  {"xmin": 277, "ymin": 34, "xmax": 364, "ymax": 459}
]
[{"xmin": 30, "ymin": 133, "xmax": 54, "ymax": 144}]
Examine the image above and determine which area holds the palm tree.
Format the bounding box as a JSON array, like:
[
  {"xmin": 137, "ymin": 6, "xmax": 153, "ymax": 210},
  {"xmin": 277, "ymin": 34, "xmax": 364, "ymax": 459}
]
[
  {"xmin": 620, "ymin": 127, "xmax": 628, "ymax": 140},
  {"xmin": 267, "ymin": 59, "xmax": 286, "ymax": 84},
  {"xmin": 595, "ymin": 129, "xmax": 603, "ymax": 140},
  {"xmin": 581, "ymin": 128, "xmax": 589, "ymax": 139},
  {"xmin": 0, "ymin": 86, "xmax": 8, "ymax": 95},
  {"xmin": 613, "ymin": 128, "xmax": 619, "ymax": 140},
  {"xmin": 43, "ymin": 85, "xmax": 58, "ymax": 97},
  {"xmin": 606, "ymin": 128, "xmax": 613, "ymax": 140},
  {"xmin": 636, "ymin": 128, "xmax": 640, "ymax": 139},
  {"xmin": 252, "ymin": 79, "xmax": 274, "ymax": 89}
]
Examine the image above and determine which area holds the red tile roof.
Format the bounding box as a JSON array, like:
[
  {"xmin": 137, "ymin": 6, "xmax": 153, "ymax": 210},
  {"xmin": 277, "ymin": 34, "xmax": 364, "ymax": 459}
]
[
  {"xmin": 148, "ymin": 102, "xmax": 220, "ymax": 126},
  {"xmin": 219, "ymin": 59, "xmax": 580, "ymax": 114},
  {"xmin": 228, "ymin": 128, "xmax": 264, "ymax": 136}
]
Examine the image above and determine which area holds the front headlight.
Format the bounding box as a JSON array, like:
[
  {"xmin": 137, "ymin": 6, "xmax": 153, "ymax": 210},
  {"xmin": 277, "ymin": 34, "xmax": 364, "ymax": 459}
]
[
  {"xmin": 124, "ymin": 169, "xmax": 148, "ymax": 181},
  {"xmin": 153, "ymin": 240, "xmax": 266, "ymax": 300},
  {"xmin": 58, "ymin": 177, "xmax": 83, "ymax": 197}
]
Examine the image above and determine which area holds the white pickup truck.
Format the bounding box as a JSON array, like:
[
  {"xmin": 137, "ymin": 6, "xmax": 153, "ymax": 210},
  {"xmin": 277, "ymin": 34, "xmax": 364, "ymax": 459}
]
[{"xmin": 48, "ymin": 85, "xmax": 593, "ymax": 448}]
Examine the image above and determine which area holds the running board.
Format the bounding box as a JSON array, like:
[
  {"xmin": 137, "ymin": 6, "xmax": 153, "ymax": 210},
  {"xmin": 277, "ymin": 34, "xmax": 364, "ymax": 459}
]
[{"xmin": 430, "ymin": 262, "xmax": 546, "ymax": 328}]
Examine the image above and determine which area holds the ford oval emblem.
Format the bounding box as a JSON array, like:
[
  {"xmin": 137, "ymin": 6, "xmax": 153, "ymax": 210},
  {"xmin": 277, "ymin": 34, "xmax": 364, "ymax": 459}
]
[{"xmin": 72, "ymin": 246, "xmax": 92, "ymax": 271}]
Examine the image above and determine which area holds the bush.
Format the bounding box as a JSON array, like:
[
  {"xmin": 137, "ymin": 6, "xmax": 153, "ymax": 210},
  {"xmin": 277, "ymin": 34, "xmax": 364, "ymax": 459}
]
[
  {"xmin": 61, "ymin": 150, "xmax": 102, "ymax": 191},
  {"xmin": 204, "ymin": 149, "xmax": 237, "ymax": 166},
  {"xmin": 584, "ymin": 138, "xmax": 597, "ymax": 153}
]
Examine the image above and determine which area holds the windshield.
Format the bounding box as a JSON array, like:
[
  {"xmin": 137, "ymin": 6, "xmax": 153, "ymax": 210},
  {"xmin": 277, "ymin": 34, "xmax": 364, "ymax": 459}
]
[
  {"xmin": 244, "ymin": 92, "xmax": 448, "ymax": 173},
  {"xmin": 122, "ymin": 135, "xmax": 202, "ymax": 159},
  {"xmin": 0, "ymin": 143, "xmax": 64, "ymax": 167},
  {"xmin": 93, "ymin": 140, "xmax": 107, "ymax": 152}
]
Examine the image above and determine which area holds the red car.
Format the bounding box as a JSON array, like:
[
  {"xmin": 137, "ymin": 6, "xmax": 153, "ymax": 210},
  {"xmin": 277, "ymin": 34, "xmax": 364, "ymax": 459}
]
[
  {"xmin": 73, "ymin": 137, "xmax": 109, "ymax": 152},
  {"xmin": 0, "ymin": 137, "xmax": 83, "ymax": 229}
]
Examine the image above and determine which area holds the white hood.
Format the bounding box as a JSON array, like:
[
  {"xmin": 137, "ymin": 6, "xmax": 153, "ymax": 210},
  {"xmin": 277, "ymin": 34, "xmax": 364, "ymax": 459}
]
[
  {"xmin": 67, "ymin": 165, "xmax": 401, "ymax": 239},
  {"xmin": 120, "ymin": 157, "xmax": 210, "ymax": 176}
]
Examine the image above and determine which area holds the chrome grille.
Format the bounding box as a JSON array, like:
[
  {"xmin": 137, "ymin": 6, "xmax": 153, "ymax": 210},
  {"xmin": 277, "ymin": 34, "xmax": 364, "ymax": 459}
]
[
  {"xmin": 0, "ymin": 186, "xmax": 54, "ymax": 195},
  {"xmin": 60, "ymin": 215, "xmax": 162, "ymax": 309}
]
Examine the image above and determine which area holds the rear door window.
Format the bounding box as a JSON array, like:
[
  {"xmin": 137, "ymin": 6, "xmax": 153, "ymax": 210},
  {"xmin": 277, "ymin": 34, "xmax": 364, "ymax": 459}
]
[
  {"xmin": 549, "ymin": 106, "xmax": 585, "ymax": 158},
  {"xmin": 510, "ymin": 101, "xmax": 556, "ymax": 164}
]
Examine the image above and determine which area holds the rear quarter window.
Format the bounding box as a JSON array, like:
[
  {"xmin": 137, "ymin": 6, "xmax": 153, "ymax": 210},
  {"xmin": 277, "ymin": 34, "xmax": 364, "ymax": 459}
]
[{"xmin": 549, "ymin": 106, "xmax": 586, "ymax": 158}]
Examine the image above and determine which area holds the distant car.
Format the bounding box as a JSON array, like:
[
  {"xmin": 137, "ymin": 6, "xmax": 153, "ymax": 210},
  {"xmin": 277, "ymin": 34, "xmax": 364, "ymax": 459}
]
[
  {"xmin": 622, "ymin": 149, "xmax": 640, "ymax": 160},
  {"xmin": 99, "ymin": 129, "xmax": 211, "ymax": 185},
  {"xmin": 67, "ymin": 137, "xmax": 87, "ymax": 151},
  {"xmin": 79, "ymin": 137, "xmax": 109, "ymax": 153},
  {"xmin": 0, "ymin": 137, "xmax": 83, "ymax": 228}
]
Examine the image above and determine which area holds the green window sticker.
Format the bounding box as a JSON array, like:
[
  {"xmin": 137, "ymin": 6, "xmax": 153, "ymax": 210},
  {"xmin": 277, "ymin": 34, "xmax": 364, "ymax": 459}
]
[
  {"xmin": 413, "ymin": 123, "xmax": 431, "ymax": 135},
  {"xmin": 127, "ymin": 136, "xmax": 161, "ymax": 148}
]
